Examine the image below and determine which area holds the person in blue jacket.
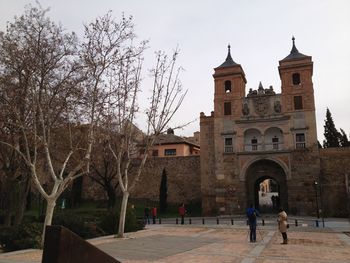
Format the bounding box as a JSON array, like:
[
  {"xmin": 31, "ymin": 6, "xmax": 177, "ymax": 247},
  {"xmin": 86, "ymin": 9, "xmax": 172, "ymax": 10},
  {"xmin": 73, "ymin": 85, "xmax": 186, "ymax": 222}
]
[{"xmin": 246, "ymin": 204, "xmax": 260, "ymax": 242}]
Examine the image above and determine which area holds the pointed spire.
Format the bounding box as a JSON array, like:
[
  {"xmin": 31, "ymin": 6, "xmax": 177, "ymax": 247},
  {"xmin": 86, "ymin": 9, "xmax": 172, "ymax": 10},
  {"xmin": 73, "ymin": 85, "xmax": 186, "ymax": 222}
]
[
  {"xmin": 281, "ymin": 36, "xmax": 308, "ymax": 61},
  {"xmin": 258, "ymin": 81, "xmax": 264, "ymax": 90},
  {"xmin": 217, "ymin": 44, "xmax": 238, "ymax": 68},
  {"xmin": 290, "ymin": 36, "xmax": 299, "ymax": 54}
]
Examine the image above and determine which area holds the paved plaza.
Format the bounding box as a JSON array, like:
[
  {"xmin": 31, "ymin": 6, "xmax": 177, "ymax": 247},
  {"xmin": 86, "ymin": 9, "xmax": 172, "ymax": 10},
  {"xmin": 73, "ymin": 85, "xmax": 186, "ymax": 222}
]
[{"xmin": 0, "ymin": 220, "xmax": 350, "ymax": 263}]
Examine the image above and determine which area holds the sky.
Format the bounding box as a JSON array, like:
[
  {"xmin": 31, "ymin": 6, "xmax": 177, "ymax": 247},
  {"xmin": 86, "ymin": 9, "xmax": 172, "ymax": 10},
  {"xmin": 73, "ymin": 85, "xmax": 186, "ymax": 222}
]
[{"xmin": 0, "ymin": 0, "xmax": 349, "ymax": 142}]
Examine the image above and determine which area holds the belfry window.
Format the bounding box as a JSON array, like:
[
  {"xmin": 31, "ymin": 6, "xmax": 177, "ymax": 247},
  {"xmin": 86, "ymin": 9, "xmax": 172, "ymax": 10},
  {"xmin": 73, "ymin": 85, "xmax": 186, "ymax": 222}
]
[
  {"xmin": 224, "ymin": 102, "xmax": 232, "ymax": 115},
  {"xmin": 294, "ymin": 96, "xmax": 303, "ymax": 110},
  {"xmin": 292, "ymin": 73, "xmax": 301, "ymax": 85},
  {"xmin": 224, "ymin": 80, "xmax": 232, "ymax": 93}
]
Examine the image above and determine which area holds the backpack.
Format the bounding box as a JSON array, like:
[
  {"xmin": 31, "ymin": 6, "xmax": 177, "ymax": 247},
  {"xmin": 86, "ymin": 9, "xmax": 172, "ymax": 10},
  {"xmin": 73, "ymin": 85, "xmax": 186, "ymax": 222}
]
[{"xmin": 248, "ymin": 209, "xmax": 256, "ymax": 222}]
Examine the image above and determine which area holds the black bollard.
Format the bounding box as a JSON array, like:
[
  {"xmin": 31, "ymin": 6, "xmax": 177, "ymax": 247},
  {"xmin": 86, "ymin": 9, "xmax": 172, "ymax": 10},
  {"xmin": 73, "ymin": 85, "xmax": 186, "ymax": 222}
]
[
  {"xmin": 315, "ymin": 220, "xmax": 319, "ymax": 227},
  {"xmin": 159, "ymin": 218, "xmax": 161, "ymax": 224},
  {"xmin": 202, "ymin": 218, "xmax": 205, "ymax": 225},
  {"xmin": 231, "ymin": 219, "xmax": 234, "ymax": 225},
  {"xmin": 176, "ymin": 218, "xmax": 178, "ymax": 224},
  {"xmin": 189, "ymin": 218, "xmax": 192, "ymax": 224},
  {"xmin": 262, "ymin": 219, "xmax": 265, "ymax": 226},
  {"xmin": 216, "ymin": 217, "xmax": 219, "ymax": 225},
  {"xmin": 295, "ymin": 219, "xmax": 298, "ymax": 227}
]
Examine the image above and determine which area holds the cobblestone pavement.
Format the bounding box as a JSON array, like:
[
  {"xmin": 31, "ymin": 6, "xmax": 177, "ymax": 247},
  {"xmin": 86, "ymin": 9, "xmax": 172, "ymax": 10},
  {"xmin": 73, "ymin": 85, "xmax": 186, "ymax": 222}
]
[{"xmin": 0, "ymin": 224, "xmax": 350, "ymax": 263}]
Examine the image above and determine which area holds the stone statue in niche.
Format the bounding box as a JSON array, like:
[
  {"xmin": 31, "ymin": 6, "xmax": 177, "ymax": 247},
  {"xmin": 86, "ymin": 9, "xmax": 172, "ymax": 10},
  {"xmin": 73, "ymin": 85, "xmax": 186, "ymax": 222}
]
[
  {"xmin": 242, "ymin": 103, "xmax": 250, "ymax": 116},
  {"xmin": 274, "ymin": 101, "xmax": 281, "ymax": 113}
]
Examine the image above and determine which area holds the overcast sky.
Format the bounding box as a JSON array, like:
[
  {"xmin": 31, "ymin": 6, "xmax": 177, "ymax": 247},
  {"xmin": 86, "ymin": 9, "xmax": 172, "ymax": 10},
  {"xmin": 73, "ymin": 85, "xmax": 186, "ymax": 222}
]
[{"xmin": 1, "ymin": 0, "xmax": 349, "ymax": 142}]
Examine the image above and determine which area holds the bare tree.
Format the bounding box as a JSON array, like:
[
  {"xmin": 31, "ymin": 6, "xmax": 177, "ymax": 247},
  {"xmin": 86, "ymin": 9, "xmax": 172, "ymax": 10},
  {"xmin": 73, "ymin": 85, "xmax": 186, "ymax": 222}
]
[
  {"xmin": 107, "ymin": 49, "xmax": 186, "ymax": 237},
  {"xmin": 0, "ymin": 113, "xmax": 31, "ymax": 226},
  {"xmin": 80, "ymin": 11, "xmax": 147, "ymax": 211},
  {"xmin": 0, "ymin": 5, "xmax": 98, "ymax": 244},
  {"xmin": 88, "ymin": 136, "xmax": 119, "ymax": 209}
]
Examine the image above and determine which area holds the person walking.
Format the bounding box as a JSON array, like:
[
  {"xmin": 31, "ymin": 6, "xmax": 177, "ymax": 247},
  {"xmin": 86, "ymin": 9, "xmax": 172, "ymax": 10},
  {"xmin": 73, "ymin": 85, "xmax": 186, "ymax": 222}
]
[
  {"xmin": 277, "ymin": 207, "xmax": 288, "ymax": 244},
  {"xmin": 151, "ymin": 207, "xmax": 157, "ymax": 224},
  {"xmin": 144, "ymin": 206, "xmax": 150, "ymax": 224},
  {"xmin": 179, "ymin": 203, "xmax": 186, "ymax": 225},
  {"xmin": 246, "ymin": 204, "xmax": 259, "ymax": 242}
]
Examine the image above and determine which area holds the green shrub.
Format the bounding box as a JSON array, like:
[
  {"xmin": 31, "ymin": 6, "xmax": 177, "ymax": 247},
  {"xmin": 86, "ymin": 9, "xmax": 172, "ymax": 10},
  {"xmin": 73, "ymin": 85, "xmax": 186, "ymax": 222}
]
[
  {"xmin": 0, "ymin": 223, "xmax": 42, "ymax": 252},
  {"xmin": 98, "ymin": 207, "xmax": 144, "ymax": 235},
  {"xmin": 53, "ymin": 211, "xmax": 89, "ymax": 238}
]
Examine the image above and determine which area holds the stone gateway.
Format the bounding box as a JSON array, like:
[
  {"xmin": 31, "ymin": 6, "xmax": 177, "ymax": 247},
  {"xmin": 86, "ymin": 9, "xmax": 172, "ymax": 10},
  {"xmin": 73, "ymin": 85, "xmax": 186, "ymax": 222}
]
[{"xmin": 199, "ymin": 39, "xmax": 350, "ymax": 216}]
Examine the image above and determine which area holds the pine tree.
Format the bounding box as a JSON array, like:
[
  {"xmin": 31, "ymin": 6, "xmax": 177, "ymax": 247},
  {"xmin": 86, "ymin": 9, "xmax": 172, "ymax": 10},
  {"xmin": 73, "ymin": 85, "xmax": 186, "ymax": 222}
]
[
  {"xmin": 159, "ymin": 168, "xmax": 168, "ymax": 213},
  {"xmin": 323, "ymin": 108, "xmax": 340, "ymax": 148},
  {"xmin": 339, "ymin": 128, "xmax": 350, "ymax": 147}
]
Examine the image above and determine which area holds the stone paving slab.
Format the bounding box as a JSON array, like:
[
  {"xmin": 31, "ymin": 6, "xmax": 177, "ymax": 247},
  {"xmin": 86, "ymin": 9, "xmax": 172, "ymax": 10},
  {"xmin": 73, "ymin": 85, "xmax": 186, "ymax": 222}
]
[{"xmin": 0, "ymin": 224, "xmax": 350, "ymax": 263}]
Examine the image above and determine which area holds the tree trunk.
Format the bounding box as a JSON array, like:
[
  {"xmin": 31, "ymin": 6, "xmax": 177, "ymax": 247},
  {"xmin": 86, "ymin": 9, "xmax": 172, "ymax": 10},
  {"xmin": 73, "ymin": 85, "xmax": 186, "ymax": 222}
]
[
  {"xmin": 107, "ymin": 187, "xmax": 116, "ymax": 209},
  {"xmin": 117, "ymin": 191, "xmax": 129, "ymax": 238},
  {"xmin": 3, "ymin": 212, "xmax": 12, "ymax": 226},
  {"xmin": 41, "ymin": 199, "xmax": 56, "ymax": 247}
]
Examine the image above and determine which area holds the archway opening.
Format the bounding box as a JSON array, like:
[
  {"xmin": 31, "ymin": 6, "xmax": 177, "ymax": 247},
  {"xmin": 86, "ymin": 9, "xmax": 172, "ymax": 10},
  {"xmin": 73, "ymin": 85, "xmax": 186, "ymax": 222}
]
[
  {"xmin": 245, "ymin": 159, "xmax": 288, "ymax": 214},
  {"xmin": 257, "ymin": 177, "xmax": 280, "ymax": 213}
]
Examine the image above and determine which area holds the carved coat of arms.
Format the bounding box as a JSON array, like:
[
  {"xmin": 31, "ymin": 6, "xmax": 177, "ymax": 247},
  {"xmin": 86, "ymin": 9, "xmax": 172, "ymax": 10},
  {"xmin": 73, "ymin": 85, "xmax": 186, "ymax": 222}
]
[{"xmin": 253, "ymin": 96, "xmax": 269, "ymax": 116}]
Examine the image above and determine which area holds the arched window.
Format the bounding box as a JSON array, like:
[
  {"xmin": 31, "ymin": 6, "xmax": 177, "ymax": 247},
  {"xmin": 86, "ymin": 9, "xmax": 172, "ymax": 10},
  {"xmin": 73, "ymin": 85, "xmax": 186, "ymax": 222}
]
[
  {"xmin": 292, "ymin": 73, "xmax": 301, "ymax": 85},
  {"xmin": 244, "ymin": 129, "xmax": 262, "ymax": 151},
  {"xmin": 224, "ymin": 80, "xmax": 232, "ymax": 93}
]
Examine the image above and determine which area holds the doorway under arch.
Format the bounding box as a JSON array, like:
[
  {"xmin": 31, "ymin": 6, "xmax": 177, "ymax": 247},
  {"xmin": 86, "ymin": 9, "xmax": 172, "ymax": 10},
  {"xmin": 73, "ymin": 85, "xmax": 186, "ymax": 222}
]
[{"xmin": 245, "ymin": 159, "xmax": 288, "ymax": 213}]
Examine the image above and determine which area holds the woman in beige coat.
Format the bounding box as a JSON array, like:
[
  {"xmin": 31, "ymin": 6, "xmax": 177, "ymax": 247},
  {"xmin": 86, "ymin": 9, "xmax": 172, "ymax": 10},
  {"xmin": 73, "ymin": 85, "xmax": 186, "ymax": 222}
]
[{"xmin": 277, "ymin": 207, "xmax": 288, "ymax": 244}]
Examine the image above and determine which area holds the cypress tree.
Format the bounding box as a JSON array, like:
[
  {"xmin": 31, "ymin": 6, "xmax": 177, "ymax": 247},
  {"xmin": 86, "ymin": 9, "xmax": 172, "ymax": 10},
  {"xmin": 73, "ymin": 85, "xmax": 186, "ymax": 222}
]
[
  {"xmin": 323, "ymin": 108, "xmax": 340, "ymax": 148},
  {"xmin": 159, "ymin": 168, "xmax": 168, "ymax": 213},
  {"xmin": 339, "ymin": 128, "xmax": 350, "ymax": 147}
]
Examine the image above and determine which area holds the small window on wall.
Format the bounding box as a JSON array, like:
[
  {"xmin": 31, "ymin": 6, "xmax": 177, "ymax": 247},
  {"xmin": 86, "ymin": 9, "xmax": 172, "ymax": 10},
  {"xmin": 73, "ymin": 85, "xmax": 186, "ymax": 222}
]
[
  {"xmin": 224, "ymin": 80, "xmax": 232, "ymax": 93},
  {"xmin": 251, "ymin": 138, "xmax": 258, "ymax": 151},
  {"xmin": 224, "ymin": 102, "xmax": 231, "ymax": 115},
  {"xmin": 272, "ymin": 136, "xmax": 279, "ymax": 150},
  {"xmin": 164, "ymin": 149, "xmax": 176, "ymax": 156},
  {"xmin": 295, "ymin": 133, "xmax": 305, "ymax": 149},
  {"xmin": 292, "ymin": 73, "xmax": 301, "ymax": 85},
  {"xmin": 224, "ymin": 137, "xmax": 233, "ymax": 153},
  {"xmin": 294, "ymin": 96, "xmax": 303, "ymax": 110}
]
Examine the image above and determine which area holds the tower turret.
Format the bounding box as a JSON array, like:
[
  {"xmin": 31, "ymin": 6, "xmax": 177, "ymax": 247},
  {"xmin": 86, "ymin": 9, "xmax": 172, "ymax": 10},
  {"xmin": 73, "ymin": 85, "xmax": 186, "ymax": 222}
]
[{"xmin": 213, "ymin": 45, "xmax": 246, "ymax": 118}]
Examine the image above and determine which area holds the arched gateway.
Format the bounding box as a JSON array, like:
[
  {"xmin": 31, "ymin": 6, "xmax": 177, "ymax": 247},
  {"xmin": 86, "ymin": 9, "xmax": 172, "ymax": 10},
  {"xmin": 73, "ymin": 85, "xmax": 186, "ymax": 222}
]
[{"xmin": 245, "ymin": 159, "xmax": 288, "ymax": 212}]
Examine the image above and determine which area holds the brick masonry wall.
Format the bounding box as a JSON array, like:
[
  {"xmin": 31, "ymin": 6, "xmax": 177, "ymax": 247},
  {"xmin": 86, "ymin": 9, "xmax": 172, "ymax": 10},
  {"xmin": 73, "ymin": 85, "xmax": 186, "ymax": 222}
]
[
  {"xmin": 288, "ymin": 148, "xmax": 321, "ymax": 216},
  {"xmin": 130, "ymin": 156, "xmax": 201, "ymax": 204},
  {"xmin": 319, "ymin": 147, "xmax": 350, "ymax": 217},
  {"xmin": 81, "ymin": 147, "xmax": 350, "ymax": 218}
]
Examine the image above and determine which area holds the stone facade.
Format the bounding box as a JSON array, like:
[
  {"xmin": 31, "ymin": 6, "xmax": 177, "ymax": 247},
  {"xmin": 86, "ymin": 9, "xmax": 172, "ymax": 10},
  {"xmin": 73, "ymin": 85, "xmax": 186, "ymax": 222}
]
[
  {"xmin": 131, "ymin": 156, "xmax": 201, "ymax": 204},
  {"xmin": 319, "ymin": 148, "xmax": 350, "ymax": 217},
  {"xmin": 82, "ymin": 156, "xmax": 201, "ymax": 205},
  {"xmin": 200, "ymin": 39, "xmax": 326, "ymax": 216}
]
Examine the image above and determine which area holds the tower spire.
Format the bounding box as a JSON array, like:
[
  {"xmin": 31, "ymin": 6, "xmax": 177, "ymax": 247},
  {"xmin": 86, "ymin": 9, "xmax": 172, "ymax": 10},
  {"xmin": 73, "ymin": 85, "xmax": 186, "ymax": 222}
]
[
  {"xmin": 216, "ymin": 44, "xmax": 237, "ymax": 68},
  {"xmin": 290, "ymin": 36, "xmax": 299, "ymax": 54},
  {"xmin": 281, "ymin": 36, "xmax": 308, "ymax": 61}
]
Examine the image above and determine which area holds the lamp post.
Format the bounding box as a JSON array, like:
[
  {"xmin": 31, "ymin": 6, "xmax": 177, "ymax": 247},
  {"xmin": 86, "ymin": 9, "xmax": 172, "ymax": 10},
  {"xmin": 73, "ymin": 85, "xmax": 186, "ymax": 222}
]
[{"xmin": 314, "ymin": 181, "xmax": 320, "ymax": 219}]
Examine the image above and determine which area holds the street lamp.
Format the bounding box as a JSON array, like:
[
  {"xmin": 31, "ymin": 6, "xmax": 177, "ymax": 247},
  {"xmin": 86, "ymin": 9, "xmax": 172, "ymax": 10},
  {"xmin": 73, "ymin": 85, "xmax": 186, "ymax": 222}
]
[{"xmin": 314, "ymin": 181, "xmax": 320, "ymax": 219}]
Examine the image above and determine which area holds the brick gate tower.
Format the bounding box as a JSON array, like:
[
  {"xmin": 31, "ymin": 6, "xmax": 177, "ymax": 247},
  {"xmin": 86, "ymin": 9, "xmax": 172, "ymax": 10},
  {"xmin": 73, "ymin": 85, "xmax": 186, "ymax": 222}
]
[{"xmin": 200, "ymin": 38, "xmax": 321, "ymax": 216}]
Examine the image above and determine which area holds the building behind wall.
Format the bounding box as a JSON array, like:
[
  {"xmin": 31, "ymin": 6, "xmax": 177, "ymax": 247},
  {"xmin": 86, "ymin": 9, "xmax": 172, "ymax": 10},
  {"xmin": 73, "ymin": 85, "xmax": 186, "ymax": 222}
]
[{"xmin": 200, "ymin": 38, "xmax": 323, "ymax": 215}]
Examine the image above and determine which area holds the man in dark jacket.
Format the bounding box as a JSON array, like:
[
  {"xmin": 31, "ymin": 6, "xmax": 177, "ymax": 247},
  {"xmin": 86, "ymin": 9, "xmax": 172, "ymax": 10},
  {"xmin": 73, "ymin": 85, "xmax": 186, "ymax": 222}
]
[{"xmin": 246, "ymin": 204, "xmax": 260, "ymax": 242}]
